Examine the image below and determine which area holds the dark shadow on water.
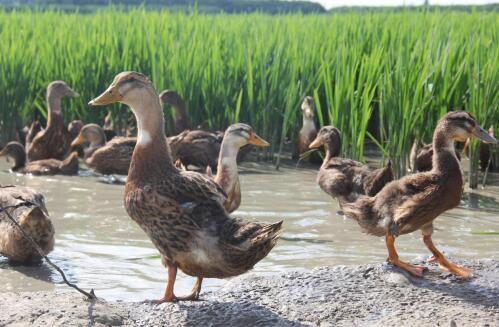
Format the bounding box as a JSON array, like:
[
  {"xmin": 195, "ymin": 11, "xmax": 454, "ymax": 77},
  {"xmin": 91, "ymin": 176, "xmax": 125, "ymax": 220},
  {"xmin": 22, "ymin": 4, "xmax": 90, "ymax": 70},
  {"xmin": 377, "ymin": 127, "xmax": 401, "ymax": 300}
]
[
  {"xmin": 0, "ymin": 258, "xmax": 56, "ymax": 283},
  {"xmin": 460, "ymin": 192, "xmax": 499, "ymax": 212},
  {"xmin": 280, "ymin": 236, "xmax": 333, "ymax": 244}
]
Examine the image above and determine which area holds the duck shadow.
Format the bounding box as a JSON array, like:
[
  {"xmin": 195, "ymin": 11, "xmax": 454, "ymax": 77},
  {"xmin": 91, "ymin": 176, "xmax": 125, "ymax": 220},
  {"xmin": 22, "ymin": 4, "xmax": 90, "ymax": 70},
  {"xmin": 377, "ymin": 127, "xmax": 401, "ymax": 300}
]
[
  {"xmin": 384, "ymin": 261, "xmax": 499, "ymax": 308},
  {"xmin": 178, "ymin": 300, "xmax": 304, "ymax": 327},
  {"xmin": 0, "ymin": 258, "xmax": 56, "ymax": 284}
]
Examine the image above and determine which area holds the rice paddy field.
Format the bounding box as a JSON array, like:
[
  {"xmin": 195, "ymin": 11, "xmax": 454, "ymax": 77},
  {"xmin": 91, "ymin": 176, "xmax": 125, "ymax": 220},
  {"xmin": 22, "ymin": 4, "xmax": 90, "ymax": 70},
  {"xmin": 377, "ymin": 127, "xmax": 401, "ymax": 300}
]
[{"xmin": 0, "ymin": 8, "xmax": 498, "ymax": 181}]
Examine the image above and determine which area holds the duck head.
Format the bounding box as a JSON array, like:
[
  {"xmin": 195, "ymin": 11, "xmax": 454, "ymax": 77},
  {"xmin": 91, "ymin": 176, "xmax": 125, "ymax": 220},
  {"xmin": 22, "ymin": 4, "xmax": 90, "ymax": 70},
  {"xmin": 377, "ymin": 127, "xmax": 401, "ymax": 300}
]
[
  {"xmin": 301, "ymin": 96, "xmax": 315, "ymax": 119},
  {"xmin": 47, "ymin": 81, "xmax": 79, "ymax": 100},
  {"xmin": 437, "ymin": 111, "xmax": 497, "ymax": 144},
  {"xmin": 159, "ymin": 90, "xmax": 184, "ymax": 108},
  {"xmin": 223, "ymin": 123, "xmax": 270, "ymax": 149},
  {"xmin": 309, "ymin": 126, "xmax": 341, "ymax": 157},
  {"xmin": 71, "ymin": 123, "xmax": 106, "ymax": 148},
  {"xmin": 0, "ymin": 142, "xmax": 26, "ymax": 170}
]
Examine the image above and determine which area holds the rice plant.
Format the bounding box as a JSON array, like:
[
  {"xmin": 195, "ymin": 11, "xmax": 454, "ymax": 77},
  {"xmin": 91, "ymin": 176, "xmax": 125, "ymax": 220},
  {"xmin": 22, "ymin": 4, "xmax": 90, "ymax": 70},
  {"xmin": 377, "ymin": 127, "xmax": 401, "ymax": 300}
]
[{"xmin": 0, "ymin": 8, "xmax": 497, "ymax": 186}]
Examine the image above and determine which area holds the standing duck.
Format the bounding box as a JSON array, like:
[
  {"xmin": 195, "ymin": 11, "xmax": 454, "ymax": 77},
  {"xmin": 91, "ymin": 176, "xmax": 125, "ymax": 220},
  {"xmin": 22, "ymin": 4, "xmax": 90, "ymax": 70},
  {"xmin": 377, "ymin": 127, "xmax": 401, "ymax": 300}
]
[
  {"xmin": 340, "ymin": 111, "xmax": 497, "ymax": 278},
  {"xmin": 213, "ymin": 123, "xmax": 269, "ymax": 213},
  {"xmin": 71, "ymin": 124, "xmax": 135, "ymax": 175},
  {"xmin": 89, "ymin": 72, "xmax": 282, "ymax": 302},
  {"xmin": 0, "ymin": 185, "xmax": 55, "ymax": 263},
  {"xmin": 0, "ymin": 142, "xmax": 78, "ymax": 176},
  {"xmin": 310, "ymin": 126, "xmax": 393, "ymax": 202},
  {"xmin": 27, "ymin": 81, "xmax": 79, "ymax": 161},
  {"xmin": 296, "ymin": 96, "xmax": 322, "ymax": 164},
  {"xmin": 159, "ymin": 90, "xmax": 191, "ymax": 136}
]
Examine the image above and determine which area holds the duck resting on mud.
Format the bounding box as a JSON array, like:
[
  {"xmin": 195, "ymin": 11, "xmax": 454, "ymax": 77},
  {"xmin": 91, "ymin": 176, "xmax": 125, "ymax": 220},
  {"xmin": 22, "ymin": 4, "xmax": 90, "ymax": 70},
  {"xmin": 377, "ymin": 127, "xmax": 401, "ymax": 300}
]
[
  {"xmin": 88, "ymin": 71, "xmax": 282, "ymax": 303},
  {"xmin": 340, "ymin": 111, "xmax": 497, "ymax": 278}
]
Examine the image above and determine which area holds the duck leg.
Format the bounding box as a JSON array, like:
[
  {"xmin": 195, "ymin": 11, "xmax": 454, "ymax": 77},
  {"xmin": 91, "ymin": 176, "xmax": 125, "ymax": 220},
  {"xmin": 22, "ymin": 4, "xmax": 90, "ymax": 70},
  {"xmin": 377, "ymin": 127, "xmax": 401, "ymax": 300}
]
[
  {"xmin": 422, "ymin": 234, "xmax": 473, "ymax": 278},
  {"xmin": 154, "ymin": 263, "xmax": 178, "ymax": 304},
  {"xmin": 177, "ymin": 277, "xmax": 203, "ymax": 301},
  {"xmin": 386, "ymin": 234, "xmax": 426, "ymax": 277}
]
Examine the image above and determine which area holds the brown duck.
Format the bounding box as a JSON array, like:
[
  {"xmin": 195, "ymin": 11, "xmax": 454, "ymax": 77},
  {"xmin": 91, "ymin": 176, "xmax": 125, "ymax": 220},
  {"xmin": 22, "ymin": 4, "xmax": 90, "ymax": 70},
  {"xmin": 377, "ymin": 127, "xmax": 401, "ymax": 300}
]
[
  {"xmin": 296, "ymin": 96, "xmax": 322, "ymax": 164},
  {"xmin": 71, "ymin": 124, "xmax": 135, "ymax": 175},
  {"xmin": 340, "ymin": 111, "xmax": 497, "ymax": 278},
  {"xmin": 310, "ymin": 126, "xmax": 393, "ymax": 202},
  {"xmin": 0, "ymin": 185, "xmax": 54, "ymax": 263},
  {"xmin": 89, "ymin": 71, "xmax": 282, "ymax": 302},
  {"xmin": 212, "ymin": 123, "xmax": 269, "ymax": 213},
  {"xmin": 411, "ymin": 141, "xmax": 461, "ymax": 172},
  {"xmin": 0, "ymin": 142, "xmax": 78, "ymax": 176},
  {"xmin": 27, "ymin": 81, "xmax": 79, "ymax": 161},
  {"xmin": 168, "ymin": 129, "xmax": 222, "ymax": 170},
  {"xmin": 159, "ymin": 89, "xmax": 191, "ymax": 136}
]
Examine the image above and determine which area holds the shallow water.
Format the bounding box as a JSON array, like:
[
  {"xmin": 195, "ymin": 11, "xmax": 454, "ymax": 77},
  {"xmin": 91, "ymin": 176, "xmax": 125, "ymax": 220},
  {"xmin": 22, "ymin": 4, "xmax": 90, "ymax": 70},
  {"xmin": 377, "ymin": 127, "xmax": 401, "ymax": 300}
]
[{"xmin": 0, "ymin": 159, "xmax": 498, "ymax": 301}]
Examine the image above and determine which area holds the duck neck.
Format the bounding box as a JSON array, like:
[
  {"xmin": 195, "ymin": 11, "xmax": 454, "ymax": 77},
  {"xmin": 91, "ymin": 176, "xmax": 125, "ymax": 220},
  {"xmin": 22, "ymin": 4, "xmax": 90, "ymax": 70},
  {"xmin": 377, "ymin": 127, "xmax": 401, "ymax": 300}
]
[
  {"xmin": 173, "ymin": 101, "xmax": 189, "ymax": 133},
  {"xmin": 302, "ymin": 115, "xmax": 316, "ymax": 132},
  {"xmin": 47, "ymin": 93, "xmax": 63, "ymax": 128},
  {"xmin": 128, "ymin": 93, "xmax": 175, "ymax": 183},
  {"xmin": 324, "ymin": 136, "xmax": 341, "ymax": 163},
  {"xmin": 432, "ymin": 127, "xmax": 461, "ymax": 179},
  {"xmin": 214, "ymin": 139, "xmax": 240, "ymax": 193}
]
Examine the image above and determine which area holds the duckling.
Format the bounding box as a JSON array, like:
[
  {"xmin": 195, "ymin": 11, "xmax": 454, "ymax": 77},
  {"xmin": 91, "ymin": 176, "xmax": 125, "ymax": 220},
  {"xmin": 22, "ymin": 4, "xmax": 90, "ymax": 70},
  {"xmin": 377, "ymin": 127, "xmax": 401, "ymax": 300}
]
[
  {"xmin": 159, "ymin": 90, "xmax": 191, "ymax": 136},
  {"xmin": 0, "ymin": 142, "xmax": 78, "ymax": 176},
  {"xmin": 89, "ymin": 71, "xmax": 282, "ymax": 302},
  {"xmin": 296, "ymin": 96, "xmax": 322, "ymax": 164},
  {"xmin": 309, "ymin": 126, "xmax": 393, "ymax": 202},
  {"xmin": 0, "ymin": 185, "xmax": 54, "ymax": 263},
  {"xmin": 71, "ymin": 124, "xmax": 135, "ymax": 175},
  {"xmin": 340, "ymin": 111, "xmax": 497, "ymax": 278},
  {"xmin": 463, "ymin": 127, "xmax": 495, "ymax": 172},
  {"xmin": 27, "ymin": 81, "xmax": 79, "ymax": 161},
  {"xmin": 214, "ymin": 123, "xmax": 270, "ymax": 213}
]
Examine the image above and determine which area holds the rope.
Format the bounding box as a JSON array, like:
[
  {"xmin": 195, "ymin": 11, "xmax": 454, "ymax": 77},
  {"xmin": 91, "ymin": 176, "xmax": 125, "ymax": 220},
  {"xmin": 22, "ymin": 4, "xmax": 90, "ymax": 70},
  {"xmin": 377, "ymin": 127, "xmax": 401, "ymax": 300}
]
[{"xmin": 0, "ymin": 199, "xmax": 97, "ymax": 300}]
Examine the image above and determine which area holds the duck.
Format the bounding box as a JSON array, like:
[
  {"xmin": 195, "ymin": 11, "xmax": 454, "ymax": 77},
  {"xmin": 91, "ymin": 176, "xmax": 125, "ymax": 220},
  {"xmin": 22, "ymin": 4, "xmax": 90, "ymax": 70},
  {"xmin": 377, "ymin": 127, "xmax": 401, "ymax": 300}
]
[
  {"xmin": 168, "ymin": 129, "xmax": 222, "ymax": 170},
  {"xmin": 212, "ymin": 123, "xmax": 269, "ymax": 213},
  {"xmin": 309, "ymin": 126, "xmax": 393, "ymax": 202},
  {"xmin": 159, "ymin": 89, "xmax": 191, "ymax": 136},
  {"xmin": 0, "ymin": 185, "xmax": 55, "ymax": 263},
  {"xmin": 89, "ymin": 71, "xmax": 282, "ymax": 302},
  {"xmin": 27, "ymin": 81, "xmax": 80, "ymax": 162},
  {"xmin": 463, "ymin": 126, "xmax": 495, "ymax": 172},
  {"xmin": 410, "ymin": 141, "xmax": 461, "ymax": 172},
  {"xmin": 339, "ymin": 111, "xmax": 497, "ymax": 278},
  {"xmin": 71, "ymin": 124, "xmax": 135, "ymax": 175},
  {"xmin": 296, "ymin": 96, "xmax": 322, "ymax": 164},
  {"xmin": 102, "ymin": 110, "xmax": 117, "ymax": 141},
  {"xmin": 68, "ymin": 120, "xmax": 85, "ymax": 157},
  {"xmin": 0, "ymin": 142, "xmax": 78, "ymax": 176}
]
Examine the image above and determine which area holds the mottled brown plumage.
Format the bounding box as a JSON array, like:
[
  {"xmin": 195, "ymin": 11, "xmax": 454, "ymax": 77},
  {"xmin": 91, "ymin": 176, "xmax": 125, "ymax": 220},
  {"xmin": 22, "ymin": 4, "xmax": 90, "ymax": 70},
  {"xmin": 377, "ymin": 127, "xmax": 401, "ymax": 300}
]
[
  {"xmin": 340, "ymin": 111, "xmax": 497, "ymax": 278},
  {"xmin": 0, "ymin": 142, "xmax": 78, "ymax": 176},
  {"xmin": 27, "ymin": 81, "xmax": 79, "ymax": 161},
  {"xmin": 0, "ymin": 185, "xmax": 54, "ymax": 263},
  {"xmin": 71, "ymin": 124, "xmax": 135, "ymax": 175},
  {"xmin": 168, "ymin": 129, "xmax": 221, "ymax": 170},
  {"xmin": 310, "ymin": 126, "xmax": 393, "ymax": 202},
  {"xmin": 213, "ymin": 123, "xmax": 270, "ymax": 213},
  {"xmin": 89, "ymin": 71, "xmax": 282, "ymax": 302}
]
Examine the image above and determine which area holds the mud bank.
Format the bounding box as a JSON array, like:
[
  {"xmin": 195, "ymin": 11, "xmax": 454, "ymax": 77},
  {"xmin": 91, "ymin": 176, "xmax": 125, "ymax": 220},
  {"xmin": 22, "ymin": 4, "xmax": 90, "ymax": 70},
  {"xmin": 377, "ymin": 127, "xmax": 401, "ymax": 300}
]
[{"xmin": 1, "ymin": 259, "xmax": 498, "ymax": 326}]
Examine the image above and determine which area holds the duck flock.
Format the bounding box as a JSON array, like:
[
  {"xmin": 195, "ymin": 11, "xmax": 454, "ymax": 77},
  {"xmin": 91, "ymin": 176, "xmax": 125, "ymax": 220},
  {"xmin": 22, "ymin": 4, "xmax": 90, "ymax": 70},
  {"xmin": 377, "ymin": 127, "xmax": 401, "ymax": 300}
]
[{"xmin": 0, "ymin": 72, "xmax": 497, "ymax": 303}]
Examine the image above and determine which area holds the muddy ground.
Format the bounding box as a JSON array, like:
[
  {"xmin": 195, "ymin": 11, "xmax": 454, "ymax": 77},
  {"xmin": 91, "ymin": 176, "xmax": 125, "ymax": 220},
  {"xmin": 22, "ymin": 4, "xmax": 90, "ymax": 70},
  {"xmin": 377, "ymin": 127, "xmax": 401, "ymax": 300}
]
[{"xmin": 1, "ymin": 259, "xmax": 498, "ymax": 326}]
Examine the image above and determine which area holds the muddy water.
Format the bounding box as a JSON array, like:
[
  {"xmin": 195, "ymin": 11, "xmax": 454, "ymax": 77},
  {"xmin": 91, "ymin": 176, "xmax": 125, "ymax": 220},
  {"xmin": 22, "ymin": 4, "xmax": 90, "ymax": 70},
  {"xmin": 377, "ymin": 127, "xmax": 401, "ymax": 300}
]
[{"xmin": 0, "ymin": 159, "xmax": 498, "ymax": 301}]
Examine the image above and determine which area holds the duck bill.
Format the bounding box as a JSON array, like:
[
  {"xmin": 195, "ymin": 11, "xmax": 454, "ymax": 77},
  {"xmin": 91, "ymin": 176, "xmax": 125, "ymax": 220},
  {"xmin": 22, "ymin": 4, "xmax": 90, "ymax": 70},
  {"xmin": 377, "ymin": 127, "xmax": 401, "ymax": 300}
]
[
  {"xmin": 88, "ymin": 85, "xmax": 122, "ymax": 107},
  {"xmin": 70, "ymin": 134, "xmax": 85, "ymax": 148},
  {"xmin": 248, "ymin": 133, "xmax": 270, "ymax": 147},
  {"xmin": 473, "ymin": 126, "xmax": 498, "ymax": 144},
  {"xmin": 67, "ymin": 88, "xmax": 80, "ymax": 98},
  {"xmin": 309, "ymin": 137, "xmax": 322, "ymax": 149}
]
